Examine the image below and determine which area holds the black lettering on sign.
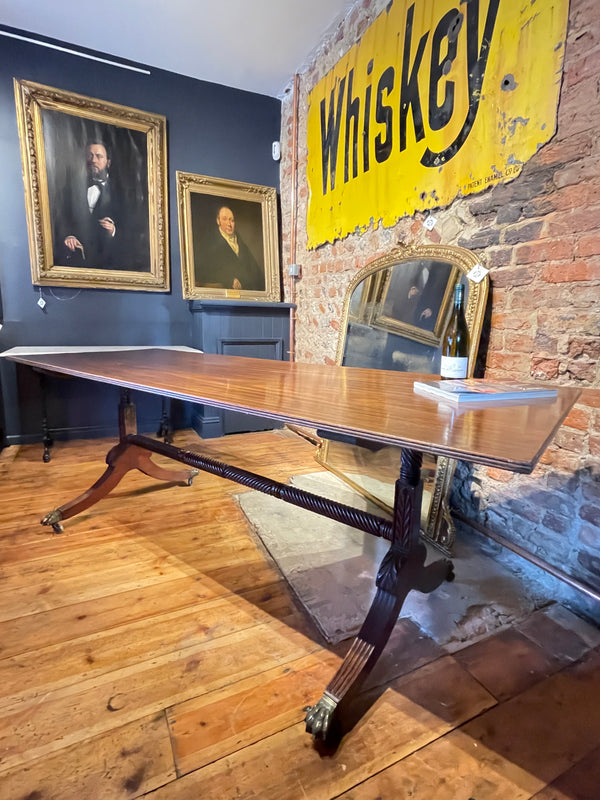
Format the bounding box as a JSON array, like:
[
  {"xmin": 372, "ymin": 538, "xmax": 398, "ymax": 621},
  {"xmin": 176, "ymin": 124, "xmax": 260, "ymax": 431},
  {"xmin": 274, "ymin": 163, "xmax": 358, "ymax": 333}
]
[
  {"xmin": 345, "ymin": 69, "xmax": 361, "ymax": 183},
  {"xmin": 421, "ymin": 0, "xmax": 500, "ymax": 167},
  {"xmin": 399, "ymin": 2, "xmax": 428, "ymax": 151},
  {"xmin": 317, "ymin": 0, "xmax": 502, "ymax": 196},
  {"xmin": 320, "ymin": 76, "xmax": 346, "ymax": 194},
  {"xmin": 375, "ymin": 66, "xmax": 395, "ymax": 163},
  {"xmin": 429, "ymin": 9, "xmax": 461, "ymax": 131},
  {"xmin": 363, "ymin": 59, "xmax": 374, "ymax": 173}
]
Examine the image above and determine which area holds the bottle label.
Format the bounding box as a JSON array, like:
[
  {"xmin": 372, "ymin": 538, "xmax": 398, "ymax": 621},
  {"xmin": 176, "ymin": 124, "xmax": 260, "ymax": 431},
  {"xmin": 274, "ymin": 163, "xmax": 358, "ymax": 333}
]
[{"xmin": 440, "ymin": 356, "xmax": 468, "ymax": 379}]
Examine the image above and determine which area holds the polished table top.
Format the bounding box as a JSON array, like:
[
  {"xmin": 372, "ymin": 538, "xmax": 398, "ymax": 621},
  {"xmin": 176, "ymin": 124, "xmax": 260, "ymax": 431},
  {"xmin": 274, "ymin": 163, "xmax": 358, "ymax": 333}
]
[{"xmin": 6, "ymin": 348, "xmax": 580, "ymax": 473}]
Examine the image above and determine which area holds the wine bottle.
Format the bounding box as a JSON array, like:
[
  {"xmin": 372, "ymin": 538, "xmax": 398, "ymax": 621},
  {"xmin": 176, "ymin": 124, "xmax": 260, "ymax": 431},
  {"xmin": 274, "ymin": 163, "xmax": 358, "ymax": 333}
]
[{"xmin": 440, "ymin": 283, "xmax": 469, "ymax": 379}]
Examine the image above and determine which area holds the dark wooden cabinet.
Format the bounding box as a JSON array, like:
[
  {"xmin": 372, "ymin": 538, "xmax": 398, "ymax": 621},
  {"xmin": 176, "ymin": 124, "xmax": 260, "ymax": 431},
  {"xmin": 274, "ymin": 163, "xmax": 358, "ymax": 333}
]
[{"xmin": 189, "ymin": 299, "xmax": 294, "ymax": 437}]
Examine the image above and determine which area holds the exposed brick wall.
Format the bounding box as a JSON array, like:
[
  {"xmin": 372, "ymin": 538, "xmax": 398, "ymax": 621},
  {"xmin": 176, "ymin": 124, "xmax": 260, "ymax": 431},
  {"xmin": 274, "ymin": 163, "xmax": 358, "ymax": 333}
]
[{"xmin": 279, "ymin": 0, "xmax": 599, "ymax": 604}]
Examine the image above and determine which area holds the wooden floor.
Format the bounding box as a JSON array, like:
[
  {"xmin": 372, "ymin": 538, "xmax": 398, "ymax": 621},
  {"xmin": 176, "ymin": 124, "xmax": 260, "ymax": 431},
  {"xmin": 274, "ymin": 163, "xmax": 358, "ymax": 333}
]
[{"xmin": 1, "ymin": 428, "xmax": 599, "ymax": 799}]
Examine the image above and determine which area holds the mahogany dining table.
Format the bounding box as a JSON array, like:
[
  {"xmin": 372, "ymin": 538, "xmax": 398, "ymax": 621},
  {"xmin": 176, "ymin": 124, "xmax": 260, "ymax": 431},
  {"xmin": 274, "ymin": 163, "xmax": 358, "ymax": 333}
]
[{"xmin": 4, "ymin": 347, "xmax": 580, "ymax": 742}]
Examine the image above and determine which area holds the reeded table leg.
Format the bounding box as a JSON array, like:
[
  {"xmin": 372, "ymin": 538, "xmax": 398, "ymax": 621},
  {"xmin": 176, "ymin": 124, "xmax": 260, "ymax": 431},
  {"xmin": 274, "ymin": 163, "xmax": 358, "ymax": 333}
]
[{"xmin": 304, "ymin": 448, "xmax": 453, "ymax": 741}]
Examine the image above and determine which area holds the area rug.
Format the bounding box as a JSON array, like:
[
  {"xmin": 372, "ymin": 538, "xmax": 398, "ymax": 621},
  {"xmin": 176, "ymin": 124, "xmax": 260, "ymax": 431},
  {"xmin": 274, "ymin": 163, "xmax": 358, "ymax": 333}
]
[{"xmin": 236, "ymin": 472, "xmax": 547, "ymax": 647}]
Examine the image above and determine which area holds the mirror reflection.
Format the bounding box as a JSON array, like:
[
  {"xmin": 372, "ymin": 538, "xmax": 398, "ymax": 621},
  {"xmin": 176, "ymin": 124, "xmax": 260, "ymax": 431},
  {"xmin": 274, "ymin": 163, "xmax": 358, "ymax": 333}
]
[{"xmin": 316, "ymin": 244, "xmax": 489, "ymax": 554}]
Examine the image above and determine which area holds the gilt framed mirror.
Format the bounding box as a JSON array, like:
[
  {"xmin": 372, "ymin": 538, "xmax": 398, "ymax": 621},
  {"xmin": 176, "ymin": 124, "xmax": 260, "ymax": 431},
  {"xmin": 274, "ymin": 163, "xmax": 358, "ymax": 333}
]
[{"xmin": 314, "ymin": 243, "xmax": 489, "ymax": 554}]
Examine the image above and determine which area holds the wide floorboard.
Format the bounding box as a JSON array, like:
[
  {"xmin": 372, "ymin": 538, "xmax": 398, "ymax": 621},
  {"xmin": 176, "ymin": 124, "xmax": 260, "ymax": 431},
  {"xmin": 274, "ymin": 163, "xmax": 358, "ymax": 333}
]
[{"xmin": 0, "ymin": 428, "xmax": 599, "ymax": 799}]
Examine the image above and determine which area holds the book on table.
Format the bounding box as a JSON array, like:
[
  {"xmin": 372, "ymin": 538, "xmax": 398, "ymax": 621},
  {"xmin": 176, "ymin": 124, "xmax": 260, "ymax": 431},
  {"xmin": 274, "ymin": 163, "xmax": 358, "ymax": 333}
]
[{"xmin": 413, "ymin": 378, "xmax": 558, "ymax": 406}]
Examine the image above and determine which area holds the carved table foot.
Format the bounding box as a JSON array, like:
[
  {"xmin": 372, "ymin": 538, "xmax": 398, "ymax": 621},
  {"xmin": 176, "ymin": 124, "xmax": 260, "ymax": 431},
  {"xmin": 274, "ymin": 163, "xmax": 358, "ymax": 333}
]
[
  {"xmin": 42, "ymin": 430, "xmax": 53, "ymax": 463},
  {"xmin": 304, "ymin": 692, "xmax": 338, "ymax": 739}
]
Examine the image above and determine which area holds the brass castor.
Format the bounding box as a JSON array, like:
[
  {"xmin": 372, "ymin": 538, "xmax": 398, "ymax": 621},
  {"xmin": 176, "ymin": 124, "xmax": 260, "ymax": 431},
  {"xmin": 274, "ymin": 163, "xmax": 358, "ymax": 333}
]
[{"xmin": 42, "ymin": 509, "xmax": 64, "ymax": 534}]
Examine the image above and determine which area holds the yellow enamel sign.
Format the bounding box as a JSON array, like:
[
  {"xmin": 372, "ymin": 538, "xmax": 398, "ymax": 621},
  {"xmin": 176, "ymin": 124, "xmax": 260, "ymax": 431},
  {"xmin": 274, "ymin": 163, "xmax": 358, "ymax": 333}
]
[{"xmin": 306, "ymin": 0, "xmax": 569, "ymax": 247}]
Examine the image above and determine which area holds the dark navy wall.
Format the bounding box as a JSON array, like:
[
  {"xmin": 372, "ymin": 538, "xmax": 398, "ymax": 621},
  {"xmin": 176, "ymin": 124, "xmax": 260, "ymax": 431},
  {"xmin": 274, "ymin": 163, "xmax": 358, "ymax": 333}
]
[{"xmin": 0, "ymin": 27, "xmax": 281, "ymax": 444}]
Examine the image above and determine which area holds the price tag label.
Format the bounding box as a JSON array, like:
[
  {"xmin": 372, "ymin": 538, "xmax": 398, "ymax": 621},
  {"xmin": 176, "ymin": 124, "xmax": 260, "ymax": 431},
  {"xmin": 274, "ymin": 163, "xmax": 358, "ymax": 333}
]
[{"xmin": 467, "ymin": 264, "xmax": 489, "ymax": 283}]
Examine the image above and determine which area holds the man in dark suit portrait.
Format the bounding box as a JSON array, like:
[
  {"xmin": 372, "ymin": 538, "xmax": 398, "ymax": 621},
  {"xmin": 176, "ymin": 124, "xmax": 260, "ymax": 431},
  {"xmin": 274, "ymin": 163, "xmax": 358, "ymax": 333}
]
[
  {"xmin": 53, "ymin": 139, "xmax": 148, "ymax": 271},
  {"xmin": 385, "ymin": 260, "xmax": 453, "ymax": 332},
  {"xmin": 196, "ymin": 205, "xmax": 265, "ymax": 291}
]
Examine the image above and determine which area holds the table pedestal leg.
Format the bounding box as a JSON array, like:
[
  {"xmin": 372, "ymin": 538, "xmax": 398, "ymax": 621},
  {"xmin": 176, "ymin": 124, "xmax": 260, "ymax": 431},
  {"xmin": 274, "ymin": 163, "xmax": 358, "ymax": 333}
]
[
  {"xmin": 41, "ymin": 441, "xmax": 198, "ymax": 532},
  {"xmin": 41, "ymin": 395, "xmax": 198, "ymax": 532},
  {"xmin": 304, "ymin": 449, "xmax": 453, "ymax": 741}
]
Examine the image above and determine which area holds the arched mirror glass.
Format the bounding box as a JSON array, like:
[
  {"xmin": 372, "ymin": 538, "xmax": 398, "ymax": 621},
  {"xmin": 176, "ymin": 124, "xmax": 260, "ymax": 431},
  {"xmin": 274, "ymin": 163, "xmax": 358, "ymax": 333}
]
[{"xmin": 314, "ymin": 243, "xmax": 489, "ymax": 553}]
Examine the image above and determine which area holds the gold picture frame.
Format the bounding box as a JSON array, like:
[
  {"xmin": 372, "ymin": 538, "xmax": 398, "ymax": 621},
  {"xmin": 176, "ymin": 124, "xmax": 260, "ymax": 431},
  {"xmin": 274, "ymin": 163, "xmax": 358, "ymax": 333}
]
[
  {"xmin": 14, "ymin": 79, "xmax": 169, "ymax": 291},
  {"xmin": 177, "ymin": 171, "xmax": 280, "ymax": 301}
]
